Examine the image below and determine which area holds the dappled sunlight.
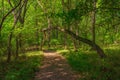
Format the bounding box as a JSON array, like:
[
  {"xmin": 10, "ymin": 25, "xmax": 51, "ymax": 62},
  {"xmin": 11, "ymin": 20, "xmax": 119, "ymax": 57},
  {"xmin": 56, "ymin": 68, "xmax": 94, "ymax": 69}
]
[
  {"xmin": 104, "ymin": 44, "xmax": 120, "ymax": 50},
  {"xmin": 0, "ymin": 51, "xmax": 43, "ymax": 80},
  {"xmin": 34, "ymin": 51, "xmax": 80, "ymax": 80},
  {"xmin": 25, "ymin": 51, "xmax": 43, "ymax": 57},
  {"xmin": 0, "ymin": 0, "xmax": 120, "ymax": 80},
  {"xmin": 57, "ymin": 49, "xmax": 69, "ymax": 54},
  {"xmin": 59, "ymin": 48, "xmax": 120, "ymax": 80}
]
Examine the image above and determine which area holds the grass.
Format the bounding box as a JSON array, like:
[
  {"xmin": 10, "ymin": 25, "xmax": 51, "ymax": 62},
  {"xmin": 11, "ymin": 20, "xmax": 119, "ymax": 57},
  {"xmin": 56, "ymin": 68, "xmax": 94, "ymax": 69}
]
[
  {"xmin": 0, "ymin": 51, "xmax": 43, "ymax": 80},
  {"xmin": 59, "ymin": 46, "xmax": 120, "ymax": 80},
  {"xmin": 0, "ymin": 45, "xmax": 119, "ymax": 80}
]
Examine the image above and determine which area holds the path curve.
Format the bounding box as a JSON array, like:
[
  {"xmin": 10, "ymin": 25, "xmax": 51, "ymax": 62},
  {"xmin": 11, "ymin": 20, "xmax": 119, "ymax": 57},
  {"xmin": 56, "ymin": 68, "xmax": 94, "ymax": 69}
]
[{"xmin": 34, "ymin": 51, "xmax": 80, "ymax": 80}]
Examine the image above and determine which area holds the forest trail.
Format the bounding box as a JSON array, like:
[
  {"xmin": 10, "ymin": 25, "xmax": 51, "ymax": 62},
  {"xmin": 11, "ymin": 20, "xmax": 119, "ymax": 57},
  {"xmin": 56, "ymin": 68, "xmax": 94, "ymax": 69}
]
[{"xmin": 34, "ymin": 50, "xmax": 80, "ymax": 80}]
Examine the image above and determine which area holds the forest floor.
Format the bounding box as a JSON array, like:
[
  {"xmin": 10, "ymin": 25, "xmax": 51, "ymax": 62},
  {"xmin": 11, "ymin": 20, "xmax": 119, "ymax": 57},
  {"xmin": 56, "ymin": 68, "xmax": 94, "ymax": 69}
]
[{"xmin": 34, "ymin": 50, "xmax": 80, "ymax": 80}]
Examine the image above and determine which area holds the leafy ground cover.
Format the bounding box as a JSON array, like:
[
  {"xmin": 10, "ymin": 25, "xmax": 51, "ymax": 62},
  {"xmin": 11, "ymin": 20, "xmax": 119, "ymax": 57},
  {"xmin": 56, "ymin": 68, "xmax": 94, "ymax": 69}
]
[
  {"xmin": 59, "ymin": 45, "xmax": 120, "ymax": 80},
  {"xmin": 0, "ymin": 51, "xmax": 43, "ymax": 80}
]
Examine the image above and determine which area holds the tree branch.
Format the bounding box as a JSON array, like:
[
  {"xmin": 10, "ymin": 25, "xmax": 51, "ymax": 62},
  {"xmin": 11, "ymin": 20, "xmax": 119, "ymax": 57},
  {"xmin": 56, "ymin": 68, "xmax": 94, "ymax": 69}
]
[
  {"xmin": 0, "ymin": 0, "xmax": 22, "ymax": 31},
  {"xmin": 42, "ymin": 27, "xmax": 107, "ymax": 58}
]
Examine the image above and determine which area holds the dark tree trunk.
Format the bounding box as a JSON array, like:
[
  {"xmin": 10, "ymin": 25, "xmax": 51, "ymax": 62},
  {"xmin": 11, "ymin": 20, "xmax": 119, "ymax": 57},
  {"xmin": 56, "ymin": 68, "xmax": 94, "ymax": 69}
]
[
  {"xmin": 73, "ymin": 21, "xmax": 80, "ymax": 51},
  {"xmin": 34, "ymin": 4, "xmax": 39, "ymax": 50},
  {"xmin": 70, "ymin": 26, "xmax": 77, "ymax": 51},
  {"xmin": 6, "ymin": 0, "xmax": 22, "ymax": 62},
  {"xmin": 0, "ymin": 0, "xmax": 21, "ymax": 31},
  {"xmin": 7, "ymin": 32, "xmax": 13, "ymax": 62},
  {"xmin": 42, "ymin": 27, "xmax": 107, "ymax": 58},
  {"xmin": 18, "ymin": 0, "xmax": 28, "ymax": 53},
  {"xmin": 15, "ymin": 37, "xmax": 19, "ymax": 59},
  {"xmin": 91, "ymin": 0, "xmax": 96, "ymax": 46},
  {"xmin": 47, "ymin": 18, "xmax": 51, "ymax": 48},
  {"xmin": 40, "ymin": 37, "xmax": 43, "ymax": 50},
  {"xmin": 73, "ymin": 38, "xmax": 77, "ymax": 51},
  {"xmin": 7, "ymin": 18, "xmax": 18, "ymax": 62},
  {"xmin": 40, "ymin": 31, "xmax": 46, "ymax": 50},
  {"xmin": 61, "ymin": 0, "xmax": 68, "ymax": 49},
  {"xmin": 65, "ymin": 30, "xmax": 106, "ymax": 58}
]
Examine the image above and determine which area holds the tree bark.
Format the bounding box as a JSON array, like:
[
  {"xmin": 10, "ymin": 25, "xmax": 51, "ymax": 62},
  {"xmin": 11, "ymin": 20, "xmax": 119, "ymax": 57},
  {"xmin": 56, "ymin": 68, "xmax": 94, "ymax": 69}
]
[
  {"xmin": 7, "ymin": 18, "xmax": 18, "ymax": 62},
  {"xmin": 7, "ymin": 0, "xmax": 22, "ymax": 62},
  {"xmin": 47, "ymin": 18, "xmax": 51, "ymax": 48},
  {"xmin": 61, "ymin": 0, "xmax": 68, "ymax": 49},
  {"xmin": 18, "ymin": 0, "xmax": 28, "ymax": 53},
  {"xmin": 15, "ymin": 37, "xmax": 19, "ymax": 59},
  {"xmin": 42, "ymin": 27, "xmax": 107, "ymax": 58},
  {"xmin": 7, "ymin": 32, "xmax": 13, "ymax": 62},
  {"xmin": 91, "ymin": 0, "xmax": 96, "ymax": 45},
  {"xmin": 34, "ymin": 3, "xmax": 39, "ymax": 50},
  {"xmin": 0, "ymin": 0, "xmax": 22, "ymax": 31}
]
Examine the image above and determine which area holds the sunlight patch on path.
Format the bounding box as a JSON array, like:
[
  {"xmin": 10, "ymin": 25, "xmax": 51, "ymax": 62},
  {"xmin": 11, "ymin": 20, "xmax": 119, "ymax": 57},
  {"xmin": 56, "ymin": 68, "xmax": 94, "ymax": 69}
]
[{"xmin": 34, "ymin": 51, "xmax": 80, "ymax": 80}]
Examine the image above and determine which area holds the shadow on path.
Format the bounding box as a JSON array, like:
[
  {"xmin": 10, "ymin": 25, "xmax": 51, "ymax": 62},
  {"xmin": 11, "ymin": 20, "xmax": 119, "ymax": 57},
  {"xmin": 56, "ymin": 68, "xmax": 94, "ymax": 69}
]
[
  {"xmin": 34, "ymin": 51, "xmax": 80, "ymax": 80},
  {"xmin": 42, "ymin": 49, "xmax": 56, "ymax": 53}
]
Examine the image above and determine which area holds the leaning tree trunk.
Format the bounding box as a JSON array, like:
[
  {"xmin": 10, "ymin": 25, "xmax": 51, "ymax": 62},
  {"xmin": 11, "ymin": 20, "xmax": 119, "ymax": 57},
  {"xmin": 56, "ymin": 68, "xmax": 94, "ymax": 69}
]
[
  {"xmin": 66, "ymin": 30, "xmax": 106, "ymax": 58},
  {"xmin": 0, "ymin": 0, "xmax": 21, "ymax": 31},
  {"xmin": 42, "ymin": 27, "xmax": 107, "ymax": 58}
]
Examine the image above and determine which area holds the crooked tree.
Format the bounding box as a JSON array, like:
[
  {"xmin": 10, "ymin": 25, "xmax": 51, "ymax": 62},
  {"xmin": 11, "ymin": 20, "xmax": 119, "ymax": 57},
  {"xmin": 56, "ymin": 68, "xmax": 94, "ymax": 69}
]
[{"xmin": 42, "ymin": 27, "xmax": 107, "ymax": 58}]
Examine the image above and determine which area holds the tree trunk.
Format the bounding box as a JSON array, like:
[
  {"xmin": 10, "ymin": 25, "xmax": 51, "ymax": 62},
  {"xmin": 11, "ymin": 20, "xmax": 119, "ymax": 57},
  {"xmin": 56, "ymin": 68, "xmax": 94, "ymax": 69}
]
[
  {"xmin": 42, "ymin": 27, "xmax": 107, "ymax": 58},
  {"xmin": 0, "ymin": 0, "xmax": 21, "ymax": 31},
  {"xmin": 73, "ymin": 21, "xmax": 80, "ymax": 51},
  {"xmin": 7, "ymin": 19, "xmax": 18, "ymax": 62},
  {"xmin": 91, "ymin": 0, "xmax": 96, "ymax": 46},
  {"xmin": 34, "ymin": 4, "xmax": 39, "ymax": 50},
  {"xmin": 7, "ymin": 32, "xmax": 13, "ymax": 62},
  {"xmin": 66, "ymin": 29, "xmax": 106, "ymax": 58},
  {"xmin": 18, "ymin": 0, "xmax": 28, "ymax": 53},
  {"xmin": 47, "ymin": 18, "xmax": 51, "ymax": 48},
  {"xmin": 15, "ymin": 37, "xmax": 19, "ymax": 59},
  {"xmin": 61, "ymin": 0, "xmax": 67, "ymax": 49},
  {"xmin": 7, "ymin": 0, "xmax": 22, "ymax": 62}
]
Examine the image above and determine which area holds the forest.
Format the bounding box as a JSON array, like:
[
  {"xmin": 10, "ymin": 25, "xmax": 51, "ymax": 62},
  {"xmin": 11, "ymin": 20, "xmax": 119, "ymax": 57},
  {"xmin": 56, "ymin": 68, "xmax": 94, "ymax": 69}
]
[{"xmin": 0, "ymin": 0, "xmax": 120, "ymax": 80}]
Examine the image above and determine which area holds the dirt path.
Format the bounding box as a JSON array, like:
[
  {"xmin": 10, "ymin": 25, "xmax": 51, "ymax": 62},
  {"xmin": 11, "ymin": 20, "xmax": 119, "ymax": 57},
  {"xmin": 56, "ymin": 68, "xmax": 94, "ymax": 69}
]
[{"xmin": 34, "ymin": 51, "xmax": 80, "ymax": 80}]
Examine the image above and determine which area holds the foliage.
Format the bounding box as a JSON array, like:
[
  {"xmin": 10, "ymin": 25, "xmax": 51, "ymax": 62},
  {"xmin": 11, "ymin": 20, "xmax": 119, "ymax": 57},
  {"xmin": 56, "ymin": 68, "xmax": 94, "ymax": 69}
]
[
  {"xmin": 60, "ymin": 46, "xmax": 120, "ymax": 80},
  {"xmin": 0, "ymin": 51, "xmax": 43, "ymax": 80},
  {"xmin": 0, "ymin": 0, "xmax": 120, "ymax": 79}
]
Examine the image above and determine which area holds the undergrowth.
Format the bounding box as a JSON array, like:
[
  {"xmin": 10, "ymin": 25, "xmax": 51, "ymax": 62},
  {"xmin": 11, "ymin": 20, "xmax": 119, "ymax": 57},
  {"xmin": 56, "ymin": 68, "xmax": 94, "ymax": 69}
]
[
  {"xmin": 59, "ymin": 46, "xmax": 120, "ymax": 80},
  {"xmin": 0, "ymin": 51, "xmax": 43, "ymax": 80}
]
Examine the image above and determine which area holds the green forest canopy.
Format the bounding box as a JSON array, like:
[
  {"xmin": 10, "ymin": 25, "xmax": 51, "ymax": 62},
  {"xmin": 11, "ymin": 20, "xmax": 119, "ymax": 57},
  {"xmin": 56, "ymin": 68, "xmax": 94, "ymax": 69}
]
[
  {"xmin": 0, "ymin": 0, "xmax": 120, "ymax": 61},
  {"xmin": 0, "ymin": 0, "xmax": 120, "ymax": 80}
]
